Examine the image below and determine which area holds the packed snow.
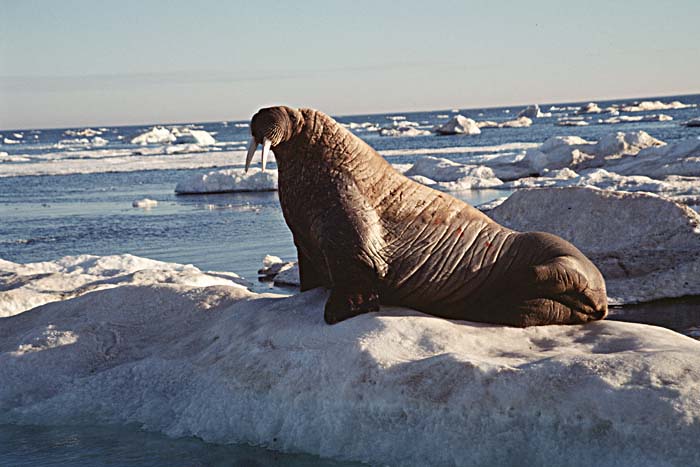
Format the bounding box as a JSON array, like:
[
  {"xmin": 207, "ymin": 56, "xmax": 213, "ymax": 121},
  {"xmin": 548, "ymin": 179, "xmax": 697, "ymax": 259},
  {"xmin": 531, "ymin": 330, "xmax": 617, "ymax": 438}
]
[
  {"xmin": 0, "ymin": 254, "xmax": 249, "ymax": 317},
  {"xmin": 2, "ymin": 254, "xmax": 700, "ymax": 467},
  {"xmin": 489, "ymin": 187, "xmax": 700, "ymax": 304},
  {"xmin": 434, "ymin": 115, "xmax": 481, "ymax": 135},
  {"xmin": 175, "ymin": 168, "xmax": 278, "ymax": 193}
]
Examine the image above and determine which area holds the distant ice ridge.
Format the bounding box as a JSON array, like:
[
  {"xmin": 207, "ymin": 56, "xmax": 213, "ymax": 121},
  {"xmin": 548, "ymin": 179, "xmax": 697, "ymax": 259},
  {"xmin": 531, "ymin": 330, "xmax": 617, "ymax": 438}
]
[
  {"xmin": 574, "ymin": 99, "xmax": 694, "ymax": 115},
  {"xmin": 0, "ymin": 254, "xmax": 249, "ymax": 318},
  {"xmin": 2, "ymin": 254, "xmax": 700, "ymax": 467},
  {"xmin": 175, "ymin": 168, "xmax": 278, "ymax": 193},
  {"xmin": 0, "ymin": 149, "xmax": 248, "ymax": 178},
  {"xmin": 619, "ymin": 100, "xmax": 694, "ymax": 112}
]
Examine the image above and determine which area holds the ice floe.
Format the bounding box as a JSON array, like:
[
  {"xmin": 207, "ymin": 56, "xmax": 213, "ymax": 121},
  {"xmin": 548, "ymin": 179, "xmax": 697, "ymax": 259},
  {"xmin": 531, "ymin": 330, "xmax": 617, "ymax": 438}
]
[
  {"xmin": 258, "ymin": 255, "xmax": 300, "ymax": 286},
  {"xmin": 489, "ymin": 186, "xmax": 700, "ymax": 304},
  {"xmin": 598, "ymin": 114, "xmax": 673, "ymax": 124},
  {"xmin": 609, "ymin": 138, "xmax": 700, "ymax": 178},
  {"xmin": 131, "ymin": 126, "xmax": 176, "ymax": 145},
  {"xmin": 379, "ymin": 121, "xmax": 431, "ymax": 137},
  {"xmin": 503, "ymin": 168, "xmax": 700, "ymax": 201},
  {"xmin": 523, "ymin": 136, "xmax": 595, "ymax": 174},
  {"xmin": 557, "ymin": 119, "xmax": 589, "ymax": 127},
  {"xmin": 175, "ymin": 168, "xmax": 278, "ymax": 194},
  {"xmin": 684, "ymin": 118, "xmax": 700, "ymax": 127},
  {"xmin": 434, "ymin": 115, "xmax": 481, "ymax": 135},
  {"xmin": 165, "ymin": 144, "xmax": 207, "ymax": 155},
  {"xmin": 477, "ymin": 117, "xmax": 533, "ymax": 129},
  {"xmin": 3, "ymin": 138, "xmax": 20, "ymax": 145},
  {"xmin": 404, "ymin": 156, "xmax": 503, "ymax": 190},
  {"xmin": 130, "ymin": 127, "xmax": 217, "ymax": 146},
  {"xmin": 132, "ymin": 198, "xmax": 158, "ymax": 209},
  {"xmin": 2, "ymin": 254, "xmax": 700, "ymax": 467},
  {"xmin": 517, "ymin": 104, "xmax": 550, "ymax": 118},
  {"xmin": 342, "ymin": 122, "xmax": 380, "ymax": 132},
  {"xmin": 619, "ymin": 100, "xmax": 694, "ymax": 112},
  {"xmin": 0, "ymin": 254, "xmax": 248, "ymax": 317},
  {"xmin": 174, "ymin": 129, "xmax": 216, "ymax": 146},
  {"xmin": 64, "ymin": 128, "xmax": 103, "ymax": 137},
  {"xmin": 0, "ymin": 152, "xmax": 30, "ymax": 162},
  {"xmin": 523, "ymin": 131, "xmax": 664, "ymax": 175},
  {"xmin": 576, "ymin": 102, "xmax": 604, "ymax": 114}
]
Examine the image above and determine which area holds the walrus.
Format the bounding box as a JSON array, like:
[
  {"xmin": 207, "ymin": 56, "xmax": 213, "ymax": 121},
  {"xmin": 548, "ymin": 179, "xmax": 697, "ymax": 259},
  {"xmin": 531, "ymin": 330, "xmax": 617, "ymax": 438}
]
[{"xmin": 246, "ymin": 106, "xmax": 608, "ymax": 326}]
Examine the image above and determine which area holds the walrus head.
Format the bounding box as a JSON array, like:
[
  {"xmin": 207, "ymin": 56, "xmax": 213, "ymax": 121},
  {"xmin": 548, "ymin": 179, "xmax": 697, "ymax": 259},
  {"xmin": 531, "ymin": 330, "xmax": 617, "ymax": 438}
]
[{"xmin": 246, "ymin": 106, "xmax": 304, "ymax": 172}]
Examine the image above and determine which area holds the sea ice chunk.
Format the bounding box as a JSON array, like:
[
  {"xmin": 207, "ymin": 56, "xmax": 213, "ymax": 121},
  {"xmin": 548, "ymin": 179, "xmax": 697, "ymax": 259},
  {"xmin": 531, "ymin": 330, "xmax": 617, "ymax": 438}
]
[
  {"xmin": 434, "ymin": 115, "xmax": 481, "ymax": 135},
  {"xmin": 489, "ymin": 186, "xmax": 700, "ymax": 304},
  {"xmin": 1, "ymin": 265, "xmax": 699, "ymax": 467},
  {"xmin": 175, "ymin": 168, "xmax": 278, "ymax": 193}
]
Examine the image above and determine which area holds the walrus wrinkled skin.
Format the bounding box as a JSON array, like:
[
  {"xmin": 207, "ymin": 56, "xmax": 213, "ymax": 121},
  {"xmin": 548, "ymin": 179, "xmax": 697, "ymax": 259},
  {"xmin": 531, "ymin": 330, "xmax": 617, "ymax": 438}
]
[{"xmin": 248, "ymin": 106, "xmax": 608, "ymax": 326}]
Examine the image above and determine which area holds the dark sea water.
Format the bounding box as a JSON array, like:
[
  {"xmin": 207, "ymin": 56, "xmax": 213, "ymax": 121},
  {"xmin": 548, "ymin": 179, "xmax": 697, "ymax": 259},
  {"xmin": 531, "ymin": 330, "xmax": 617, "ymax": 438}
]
[{"xmin": 1, "ymin": 94, "xmax": 699, "ymax": 466}]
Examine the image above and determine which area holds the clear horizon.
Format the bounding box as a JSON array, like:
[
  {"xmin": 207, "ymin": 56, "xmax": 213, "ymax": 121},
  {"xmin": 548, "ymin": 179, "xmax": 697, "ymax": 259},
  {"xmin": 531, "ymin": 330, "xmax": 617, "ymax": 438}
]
[{"xmin": 2, "ymin": 0, "xmax": 699, "ymax": 130}]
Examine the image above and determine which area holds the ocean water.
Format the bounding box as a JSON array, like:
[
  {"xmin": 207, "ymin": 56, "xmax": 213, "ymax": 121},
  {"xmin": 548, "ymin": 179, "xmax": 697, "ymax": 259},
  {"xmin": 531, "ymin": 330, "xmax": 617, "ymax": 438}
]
[{"xmin": 1, "ymin": 94, "xmax": 700, "ymax": 465}]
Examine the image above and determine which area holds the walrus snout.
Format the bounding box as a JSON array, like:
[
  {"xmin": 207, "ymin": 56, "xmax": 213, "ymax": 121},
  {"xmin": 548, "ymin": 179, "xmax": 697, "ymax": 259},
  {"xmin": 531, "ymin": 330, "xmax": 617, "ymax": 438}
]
[{"xmin": 246, "ymin": 106, "xmax": 306, "ymax": 172}]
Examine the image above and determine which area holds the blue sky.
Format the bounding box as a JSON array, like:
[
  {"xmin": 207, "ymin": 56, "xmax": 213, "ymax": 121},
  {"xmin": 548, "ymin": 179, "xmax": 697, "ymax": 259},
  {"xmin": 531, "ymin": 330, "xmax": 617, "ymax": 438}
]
[{"xmin": 1, "ymin": 0, "xmax": 698, "ymax": 129}]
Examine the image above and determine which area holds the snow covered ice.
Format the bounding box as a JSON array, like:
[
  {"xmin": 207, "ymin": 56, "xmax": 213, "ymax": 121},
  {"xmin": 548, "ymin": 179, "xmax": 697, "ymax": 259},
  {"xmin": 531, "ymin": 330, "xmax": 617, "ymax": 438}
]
[
  {"xmin": 0, "ymin": 254, "xmax": 249, "ymax": 317},
  {"xmin": 175, "ymin": 168, "xmax": 278, "ymax": 193},
  {"xmin": 403, "ymin": 156, "xmax": 503, "ymax": 191},
  {"xmin": 434, "ymin": 115, "xmax": 481, "ymax": 135},
  {"xmin": 489, "ymin": 187, "xmax": 700, "ymax": 304},
  {"xmin": 1, "ymin": 254, "xmax": 700, "ymax": 467}
]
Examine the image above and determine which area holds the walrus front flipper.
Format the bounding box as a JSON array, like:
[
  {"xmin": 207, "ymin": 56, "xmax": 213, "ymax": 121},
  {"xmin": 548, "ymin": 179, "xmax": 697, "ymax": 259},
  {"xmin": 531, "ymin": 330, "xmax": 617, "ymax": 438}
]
[
  {"xmin": 324, "ymin": 287, "xmax": 380, "ymax": 324},
  {"xmin": 297, "ymin": 246, "xmax": 328, "ymax": 291}
]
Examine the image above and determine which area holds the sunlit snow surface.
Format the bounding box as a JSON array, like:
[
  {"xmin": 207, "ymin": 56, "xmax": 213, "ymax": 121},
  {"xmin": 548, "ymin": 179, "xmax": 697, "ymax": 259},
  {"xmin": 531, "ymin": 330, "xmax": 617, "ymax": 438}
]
[
  {"xmin": 1, "ymin": 257, "xmax": 700, "ymax": 467},
  {"xmin": 2, "ymin": 95, "xmax": 700, "ymax": 465}
]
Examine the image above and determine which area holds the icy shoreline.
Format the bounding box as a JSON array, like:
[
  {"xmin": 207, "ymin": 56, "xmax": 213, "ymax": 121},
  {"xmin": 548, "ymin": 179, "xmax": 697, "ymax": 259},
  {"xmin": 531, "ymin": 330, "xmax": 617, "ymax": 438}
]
[{"xmin": 1, "ymin": 254, "xmax": 700, "ymax": 467}]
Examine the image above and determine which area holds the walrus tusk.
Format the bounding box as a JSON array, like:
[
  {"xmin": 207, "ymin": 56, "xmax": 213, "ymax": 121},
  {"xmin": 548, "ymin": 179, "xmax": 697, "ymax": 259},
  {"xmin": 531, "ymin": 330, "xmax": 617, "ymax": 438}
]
[
  {"xmin": 261, "ymin": 138, "xmax": 272, "ymax": 172},
  {"xmin": 245, "ymin": 137, "xmax": 258, "ymax": 173}
]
